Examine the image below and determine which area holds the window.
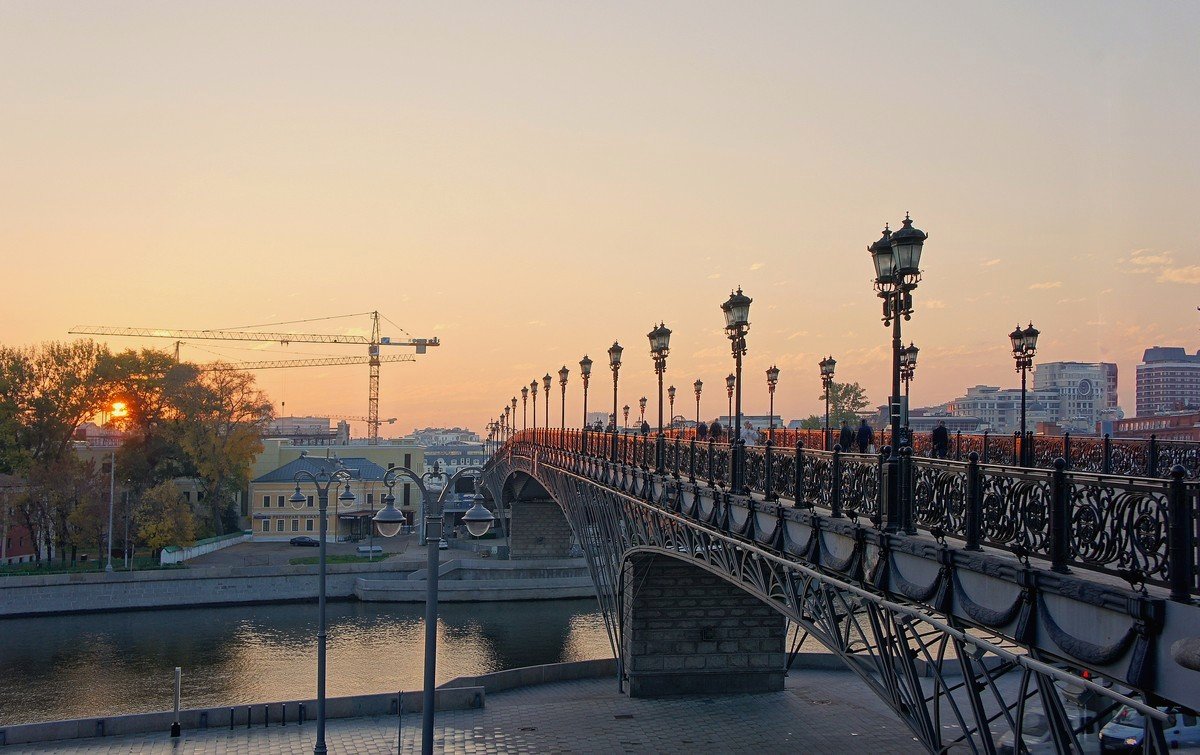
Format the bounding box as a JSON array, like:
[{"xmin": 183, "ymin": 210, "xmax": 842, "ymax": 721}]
[
  {"xmin": 404, "ymin": 453, "xmax": 412, "ymax": 469},
  {"xmin": 291, "ymin": 518, "xmax": 299, "ymax": 532},
  {"xmin": 277, "ymin": 495, "xmax": 285, "ymax": 507},
  {"xmin": 307, "ymin": 495, "xmax": 314, "ymax": 507},
  {"xmin": 367, "ymin": 493, "xmax": 374, "ymax": 505},
  {"xmin": 263, "ymin": 495, "xmax": 270, "ymax": 508},
  {"xmin": 403, "ymin": 484, "xmax": 411, "ymax": 505},
  {"xmin": 276, "ymin": 519, "xmax": 284, "ymax": 532},
  {"xmin": 261, "ymin": 519, "xmax": 270, "ymax": 532},
  {"xmin": 305, "ymin": 519, "xmax": 314, "ymax": 532}
]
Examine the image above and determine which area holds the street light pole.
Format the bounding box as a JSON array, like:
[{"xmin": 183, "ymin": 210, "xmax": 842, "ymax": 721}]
[
  {"xmin": 542, "ymin": 374, "xmax": 552, "ymax": 432},
  {"xmin": 558, "ymin": 366, "xmax": 569, "ymax": 431},
  {"xmin": 820, "ymin": 356, "xmax": 836, "ymax": 452},
  {"xmin": 667, "ymin": 385, "xmax": 676, "ymax": 429},
  {"xmin": 648, "ymin": 322, "xmax": 671, "ymax": 471},
  {"xmin": 530, "ymin": 380, "xmax": 538, "ymax": 437},
  {"xmin": 580, "ymin": 355, "xmax": 592, "ymax": 428},
  {"xmin": 510, "ymin": 397, "xmax": 517, "ymax": 438},
  {"xmin": 1010, "ymin": 323, "xmax": 1039, "ymax": 466},
  {"xmin": 900, "ymin": 343, "xmax": 918, "ymax": 443},
  {"xmin": 638, "ymin": 396, "xmax": 647, "ymax": 427},
  {"xmin": 608, "ymin": 342, "xmax": 623, "ymax": 455},
  {"xmin": 694, "ymin": 379, "xmax": 703, "ymax": 427},
  {"xmin": 725, "ymin": 374, "xmax": 735, "ymax": 435},
  {"xmin": 721, "ymin": 287, "xmax": 752, "ymax": 493},
  {"xmin": 521, "ymin": 386, "xmax": 528, "ymax": 431},
  {"xmin": 106, "ymin": 447, "xmax": 115, "ymax": 573},
  {"xmin": 766, "ymin": 365, "xmax": 779, "ymax": 444},
  {"xmin": 867, "ymin": 214, "xmax": 927, "ymax": 533},
  {"xmin": 289, "ymin": 465, "xmax": 356, "ymax": 755}
]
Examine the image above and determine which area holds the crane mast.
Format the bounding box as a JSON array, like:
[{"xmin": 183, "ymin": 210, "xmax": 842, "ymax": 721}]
[{"xmin": 70, "ymin": 310, "xmax": 438, "ymax": 445}]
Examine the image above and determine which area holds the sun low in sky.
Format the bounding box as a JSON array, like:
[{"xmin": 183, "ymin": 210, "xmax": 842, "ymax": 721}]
[{"xmin": 2, "ymin": 2, "xmax": 1196, "ymax": 433}]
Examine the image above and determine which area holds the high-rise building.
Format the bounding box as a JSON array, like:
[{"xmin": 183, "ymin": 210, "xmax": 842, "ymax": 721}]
[
  {"xmin": 1136, "ymin": 347, "xmax": 1200, "ymax": 416},
  {"xmin": 1033, "ymin": 361, "xmax": 1122, "ymax": 434}
]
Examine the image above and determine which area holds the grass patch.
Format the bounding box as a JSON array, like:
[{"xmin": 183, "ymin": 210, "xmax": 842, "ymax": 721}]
[
  {"xmin": 288, "ymin": 553, "xmax": 395, "ymax": 566},
  {"xmin": 0, "ymin": 558, "xmax": 185, "ymax": 577}
]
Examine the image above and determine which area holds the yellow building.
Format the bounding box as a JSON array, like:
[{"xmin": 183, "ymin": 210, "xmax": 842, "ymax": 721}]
[{"xmin": 249, "ymin": 453, "xmax": 421, "ymax": 542}]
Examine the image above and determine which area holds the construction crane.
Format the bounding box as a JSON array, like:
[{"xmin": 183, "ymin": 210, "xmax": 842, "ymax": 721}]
[
  {"xmin": 70, "ymin": 311, "xmax": 438, "ymax": 445},
  {"xmin": 325, "ymin": 414, "xmax": 398, "ymax": 432}
]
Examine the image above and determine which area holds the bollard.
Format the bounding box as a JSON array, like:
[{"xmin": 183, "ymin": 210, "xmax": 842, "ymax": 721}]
[
  {"xmin": 281, "ymin": 703, "xmax": 286, "ymax": 726},
  {"xmin": 246, "ymin": 706, "xmax": 252, "ymax": 729},
  {"xmin": 299, "ymin": 702, "xmax": 306, "ymax": 726},
  {"xmin": 230, "ymin": 707, "xmax": 235, "ymax": 730},
  {"xmin": 95, "ymin": 720, "xmax": 105, "ymax": 737},
  {"xmin": 200, "ymin": 712, "xmax": 208, "ymax": 730},
  {"xmin": 263, "ymin": 705, "xmax": 269, "ymax": 727},
  {"xmin": 170, "ymin": 667, "xmax": 181, "ymax": 737}
]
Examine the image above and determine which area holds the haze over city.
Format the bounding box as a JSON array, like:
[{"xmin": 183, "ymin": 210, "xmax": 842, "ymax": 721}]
[{"xmin": 3, "ymin": 1, "xmax": 1197, "ymax": 431}]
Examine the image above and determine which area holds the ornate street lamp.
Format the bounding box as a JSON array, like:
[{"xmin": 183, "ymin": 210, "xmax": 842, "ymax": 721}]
[
  {"xmin": 558, "ymin": 366, "xmax": 569, "ymax": 431},
  {"xmin": 542, "ymin": 374, "xmax": 552, "ymax": 432},
  {"xmin": 693, "ymin": 379, "xmax": 703, "ymax": 426},
  {"xmin": 721, "ymin": 284, "xmax": 752, "ymax": 493},
  {"xmin": 638, "ymin": 396, "xmax": 647, "ymax": 425},
  {"xmin": 725, "ymin": 373, "xmax": 736, "ymax": 433},
  {"xmin": 504, "ymin": 404, "xmax": 512, "ymax": 440},
  {"xmin": 530, "ymin": 379, "xmax": 539, "ymax": 435},
  {"xmin": 623, "ymin": 404, "xmax": 630, "ymax": 428},
  {"xmin": 900, "ymin": 342, "xmax": 919, "ymax": 438},
  {"xmin": 647, "ymin": 321, "xmax": 671, "ymax": 471},
  {"xmin": 521, "ymin": 386, "xmax": 528, "ymax": 431},
  {"xmin": 868, "ymin": 213, "xmax": 927, "ymax": 532},
  {"xmin": 289, "ymin": 463, "xmax": 356, "ymax": 755},
  {"xmin": 579, "ymin": 355, "xmax": 593, "ymax": 428},
  {"xmin": 667, "ymin": 385, "xmax": 676, "ymax": 428},
  {"xmin": 372, "ymin": 464, "xmax": 492, "ymax": 755},
  {"xmin": 766, "ymin": 365, "xmax": 780, "ymax": 444},
  {"xmin": 510, "ymin": 397, "xmax": 517, "ymax": 437},
  {"xmin": 608, "ymin": 341, "xmax": 623, "ymax": 453},
  {"xmin": 819, "ymin": 355, "xmax": 836, "ymax": 451},
  {"xmin": 1011, "ymin": 322, "xmax": 1039, "ymax": 465}
]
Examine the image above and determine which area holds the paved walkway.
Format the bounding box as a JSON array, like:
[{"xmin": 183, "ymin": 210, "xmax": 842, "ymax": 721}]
[{"xmin": 14, "ymin": 672, "xmax": 923, "ymax": 754}]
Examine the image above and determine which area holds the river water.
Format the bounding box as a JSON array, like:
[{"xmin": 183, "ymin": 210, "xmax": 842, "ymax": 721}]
[{"xmin": 0, "ymin": 599, "xmax": 613, "ymax": 726}]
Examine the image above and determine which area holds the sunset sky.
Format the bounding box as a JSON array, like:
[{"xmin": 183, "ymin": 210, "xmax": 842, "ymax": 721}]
[{"xmin": 2, "ymin": 2, "xmax": 1197, "ymax": 434}]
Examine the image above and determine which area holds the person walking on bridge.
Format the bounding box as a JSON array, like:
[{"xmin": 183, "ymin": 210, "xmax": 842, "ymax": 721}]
[
  {"xmin": 856, "ymin": 419, "xmax": 873, "ymax": 454},
  {"xmin": 838, "ymin": 420, "xmax": 854, "ymax": 451},
  {"xmin": 931, "ymin": 420, "xmax": 950, "ymax": 459}
]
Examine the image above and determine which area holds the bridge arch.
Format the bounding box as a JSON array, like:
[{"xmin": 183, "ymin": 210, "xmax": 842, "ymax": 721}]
[{"xmin": 490, "ymin": 469, "xmax": 574, "ymax": 559}]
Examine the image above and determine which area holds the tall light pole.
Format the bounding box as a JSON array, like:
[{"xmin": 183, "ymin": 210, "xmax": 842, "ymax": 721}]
[
  {"xmin": 868, "ymin": 213, "xmax": 927, "ymax": 533},
  {"xmin": 694, "ymin": 379, "xmax": 703, "ymax": 426},
  {"xmin": 1010, "ymin": 323, "xmax": 1039, "ymax": 466},
  {"xmin": 820, "ymin": 355, "xmax": 836, "ymax": 451},
  {"xmin": 608, "ymin": 341, "xmax": 623, "ymax": 454},
  {"xmin": 542, "ymin": 374, "xmax": 552, "ymax": 432},
  {"xmin": 667, "ymin": 385, "xmax": 676, "ymax": 429},
  {"xmin": 722, "ymin": 286, "xmax": 752, "ymax": 493},
  {"xmin": 504, "ymin": 405, "xmax": 512, "ymax": 440},
  {"xmin": 766, "ymin": 365, "xmax": 780, "ymax": 444},
  {"xmin": 648, "ymin": 322, "xmax": 671, "ymax": 471},
  {"xmin": 623, "ymin": 404, "xmax": 630, "ymax": 429},
  {"xmin": 530, "ymin": 379, "xmax": 539, "ymax": 435},
  {"xmin": 580, "ymin": 355, "xmax": 593, "ymax": 427},
  {"xmin": 558, "ymin": 365, "xmax": 569, "ymax": 431},
  {"xmin": 511, "ymin": 397, "xmax": 518, "ymax": 437},
  {"xmin": 638, "ymin": 396, "xmax": 647, "ymax": 426},
  {"xmin": 373, "ymin": 463, "xmax": 493, "ymax": 755},
  {"xmin": 289, "ymin": 464, "xmax": 356, "ymax": 755},
  {"xmin": 725, "ymin": 373, "xmax": 735, "ymax": 434},
  {"xmin": 900, "ymin": 342, "xmax": 919, "ymax": 440},
  {"xmin": 104, "ymin": 400, "xmax": 129, "ymax": 574},
  {"xmin": 521, "ymin": 386, "xmax": 528, "ymax": 431}
]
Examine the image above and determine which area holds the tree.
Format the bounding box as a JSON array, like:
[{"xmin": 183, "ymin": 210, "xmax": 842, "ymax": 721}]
[
  {"xmin": 797, "ymin": 415, "xmax": 822, "ymax": 430},
  {"xmin": 135, "ymin": 482, "xmax": 196, "ymax": 553},
  {"xmin": 823, "ymin": 382, "xmax": 871, "ymax": 427}
]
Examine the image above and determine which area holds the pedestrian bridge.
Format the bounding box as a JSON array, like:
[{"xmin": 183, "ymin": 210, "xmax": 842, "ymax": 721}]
[{"xmin": 480, "ymin": 429, "xmax": 1200, "ymax": 754}]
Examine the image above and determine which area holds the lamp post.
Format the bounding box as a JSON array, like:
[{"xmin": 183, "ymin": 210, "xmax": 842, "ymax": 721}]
[
  {"xmin": 372, "ymin": 464, "xmax": 493, "ymax": 755},
  {"xmin": 557, "ymin": 366, "xmax": 569, "ymax": 431},
  {"xmin": 900, "ymin": 342, "xmax": 919, "ymax": 440},
  {"xmin": 638, "ymin": 396, "xmax": 647, "ymax": 426},
  {"xmin": 530, "ymin": 380, "xmax": 539, "ymax": 436},
  {"xmin": 667, "ymin": 385, "xmax": 676, "ymax": 429},
  {"xmin": 819, "ymin": 356, "xmax": 836, "ymax": 451},
  {"xmin": 694, "ymin": 379, "xmax": 703, "ymax": 426},
  {"xmin": 521, "ymin": 386, "xmax": 528, "ymax": 431},
  {"xmin": 1010, "ymin": 322, "xmax": 1039, "ymax": 465},
  {"xmin": 104, "ymin": 400, "xmax": 128, "ymax": 573},
  {"xmin": 766, "ymin": 365, "xmax": 780, "ymax": 444},
  {"xmin": 510, "ymin": 397, "xmax": 517, "ymax": 437},
  {"xmin": 623, "ymin": 404, "xmax": 630, "ymax": 429},
  {"xmin": 721, "ymin": 286, "xmax": 752, "ymax": 493},
  {"xmin": 542, "ymin": 374, "xmax": 552, "ymax": 432},
  {"xmin": 608, "ymin": 341, "xmax": 623, "ymax": 454},
  {"xmin": 867, "ymin": 213, "xmax": 928, "ymax": 533},
  {"xmin": 289, "ymin": 463, "xmax": 356, "ymax": 755},
  {"xmin": 579, "ymin": 355, "xmax": 593, "ymax": 427},
  {"xmin": 504, "ymin": 405, "xmax": 512, "ymax": 440},
  {"xmin": 725, "ymin": 373, "xmax": 735, "ymax": 433},
  {"xmin": 648, "ymin": 322, "xmax": 671, "ymax": 470}
]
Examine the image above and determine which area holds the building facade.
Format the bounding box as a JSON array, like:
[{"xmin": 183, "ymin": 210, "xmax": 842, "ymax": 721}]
[
  {"xmin": 1136, "ymin": 347, "xmax": 1200, "ymax": 417},
  {"xmin": 1113, "ymin": 411, "xmax": 1200, "ymax": 442},
  {"xmin": 946, "ymin": 385, "xmax": 1056, "ymax": 435},
  {"xmin": 1033, "ymin": 361, "xmax": 1121, "ymax": 434}
]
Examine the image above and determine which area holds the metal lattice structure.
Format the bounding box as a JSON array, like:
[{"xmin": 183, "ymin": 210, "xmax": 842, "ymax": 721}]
[{"xmin": 484, "ymin": 435, "xmax": 1195, "ymax": 754}]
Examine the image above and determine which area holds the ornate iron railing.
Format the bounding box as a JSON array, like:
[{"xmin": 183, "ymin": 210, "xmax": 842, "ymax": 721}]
[{"xmin": 508, "ymin": 427, "xmax": 1200, "ymax": 598}]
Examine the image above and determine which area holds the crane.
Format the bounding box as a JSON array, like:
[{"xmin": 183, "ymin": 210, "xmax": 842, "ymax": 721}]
[{"xmin": 70, "ymin": 311, "xmax": 438, "ymax": 445}]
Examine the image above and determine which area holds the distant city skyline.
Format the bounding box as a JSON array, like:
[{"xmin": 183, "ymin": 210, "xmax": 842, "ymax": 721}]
[{"xmin": 2, "ymin": 2, "xmax": 1196, "ymax": 430}]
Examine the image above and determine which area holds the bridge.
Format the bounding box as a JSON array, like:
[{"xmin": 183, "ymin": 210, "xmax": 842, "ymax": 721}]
[{"xmin": 480, "ymin": 427, "xmax": 1200, "ymax": 753}]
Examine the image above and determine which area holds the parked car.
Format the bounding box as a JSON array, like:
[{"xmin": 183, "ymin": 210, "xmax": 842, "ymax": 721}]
[
  {"xmin": 289, "ymin": 536, "xmax": 320, "ymax": 547},
  {"xmin": 1100, "ymin": 706, "xmax": 1200, "ymax": 752}
]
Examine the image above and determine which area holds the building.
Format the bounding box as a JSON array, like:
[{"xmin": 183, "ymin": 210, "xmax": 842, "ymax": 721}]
[
  {"xmin": 404, "ymin": 427, "xmax": 481, "ymax": 446},
  {"xmin": 264, "ymin": 416, "xmax": 350, "ymax": 445},
  {"xmin": 422, "ymin": 441, "xmax": 488, "ymax": 476},
  {"xmin": 946, "ymin": 385, "xmax": 1056, "ymax": 435},
  {"xmin": 249, "ymin": 455, "xmax": 400, "ymax": 541},
  {"xmin": 0, "ymin": 475, "xmax": 35, "ymax": 565},
  {"xmin": 1033, "ymin": 361, "xmax": 1121, "ymax": 434},
  {"xmin": 1136, "ymin": 347, "xmax": 1200, "ymax": 417},
  {"xmin": 1113, "ymin": 411, "xmax": 1200, "ymax": 442}
]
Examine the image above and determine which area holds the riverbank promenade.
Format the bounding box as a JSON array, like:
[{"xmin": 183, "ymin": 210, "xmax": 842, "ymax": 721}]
[{"xmin": 13, "ymin": 672, "xmax": 920, "ymax": 754}]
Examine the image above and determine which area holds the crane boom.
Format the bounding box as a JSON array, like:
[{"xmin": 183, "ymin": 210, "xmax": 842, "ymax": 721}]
[{"xmin": 199, "ymin": 354, "xmax": 415, "ymax": 371}]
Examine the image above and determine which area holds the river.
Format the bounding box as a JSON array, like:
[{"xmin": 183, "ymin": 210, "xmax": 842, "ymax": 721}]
[{"xmin": 0, "ymin": 599, "xmax": 612, "ymax": 726}]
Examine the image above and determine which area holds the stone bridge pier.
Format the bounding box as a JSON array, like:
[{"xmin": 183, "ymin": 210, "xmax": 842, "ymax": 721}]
[
  {"xmin": 500, "ymin": 471, "xmax": 574, "ymax": 559},
  {"xmin": 621, "ymin": 552, "xmax": 787, "ymax": 697}
]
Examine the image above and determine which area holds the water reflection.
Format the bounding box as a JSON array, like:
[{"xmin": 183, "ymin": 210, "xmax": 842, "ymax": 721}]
[{"xmin": 0, "ymin": 599, "xmax": 611, "ymax": 726}]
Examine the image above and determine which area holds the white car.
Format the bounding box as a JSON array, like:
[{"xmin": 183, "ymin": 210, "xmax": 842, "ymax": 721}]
[{"xmin": 1100, "ymin": 706, "xmax": 1200, "ymax": 752}]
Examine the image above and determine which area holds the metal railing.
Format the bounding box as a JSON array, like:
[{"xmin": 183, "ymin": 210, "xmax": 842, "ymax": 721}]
[{"xmin": 500, "ymin": 427, "xmax": 1199, "ymax": 599}]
